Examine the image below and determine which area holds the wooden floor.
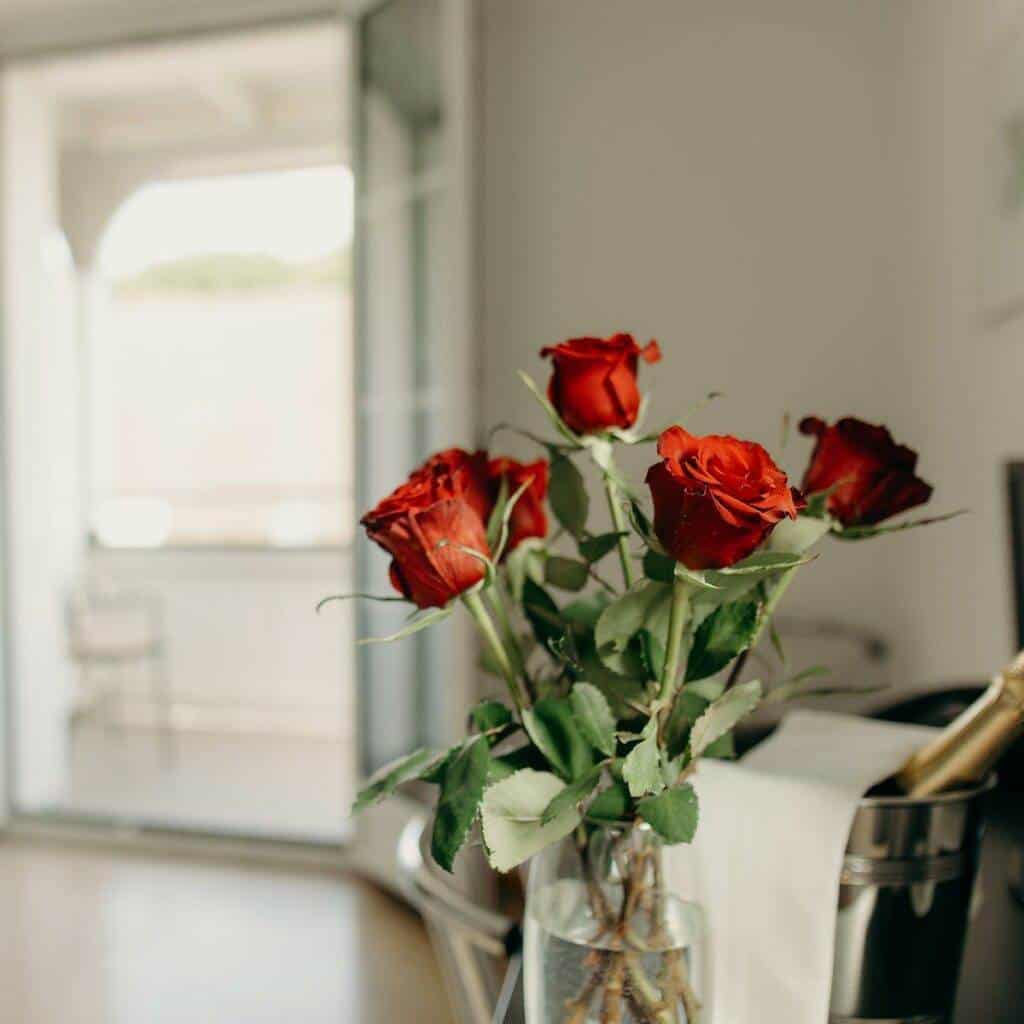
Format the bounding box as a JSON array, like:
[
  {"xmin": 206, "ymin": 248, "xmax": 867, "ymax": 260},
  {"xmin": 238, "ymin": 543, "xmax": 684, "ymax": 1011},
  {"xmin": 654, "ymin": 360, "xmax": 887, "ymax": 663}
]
[{"xmin": 0, "ymin": 838, "xmax": 454, "ymax": 1024}]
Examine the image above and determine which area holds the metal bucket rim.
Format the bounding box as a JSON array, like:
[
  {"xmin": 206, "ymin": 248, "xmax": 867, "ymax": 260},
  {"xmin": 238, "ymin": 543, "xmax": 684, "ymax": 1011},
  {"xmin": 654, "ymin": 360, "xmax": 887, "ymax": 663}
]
[{"xmin": 857, "ymin": 772, "xmax": 997, "ymax": 809}]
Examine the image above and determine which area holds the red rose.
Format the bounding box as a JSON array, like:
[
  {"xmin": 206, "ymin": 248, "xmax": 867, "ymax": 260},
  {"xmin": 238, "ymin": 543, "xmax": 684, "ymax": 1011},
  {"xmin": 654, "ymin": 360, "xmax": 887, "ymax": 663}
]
[
  {"xmin": 645, "ymin": 426, "xmax": 803, "ymax": 569},
  {"xmin": 539, "ymin": 333, "xmax": 661, "ymax": 434},
  {"xmin": 421, "ymin": 447, "xmax": 491, "ymax": 523},
  {"xmin": 798, "ymin": 416, "xmax": 933, "ymax": 527},
  {"xmin": 488, "ymin": 457, "xmax": 549, "ymax": 552},
  {"xmin": 361, "ymin": 452, "xmax": 491, "ymax": 609}
]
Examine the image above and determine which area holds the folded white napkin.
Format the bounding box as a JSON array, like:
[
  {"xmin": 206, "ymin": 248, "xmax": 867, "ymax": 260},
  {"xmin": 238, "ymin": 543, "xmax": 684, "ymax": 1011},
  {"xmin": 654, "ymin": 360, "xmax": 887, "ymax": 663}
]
[{"xmin": 666, "ymin": 710, "xmax": 939, "ymax": 1024}]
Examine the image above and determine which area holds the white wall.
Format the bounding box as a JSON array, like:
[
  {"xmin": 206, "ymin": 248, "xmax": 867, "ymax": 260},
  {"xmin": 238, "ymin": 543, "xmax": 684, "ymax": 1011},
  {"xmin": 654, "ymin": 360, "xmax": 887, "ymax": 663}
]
[
  {"xmin": 479, "ymin": 0, "xmax": 932, "ymax": 684},
  {"xmin": 892, "ymin": 1, "xmax": 1024, "ymax": 685}
]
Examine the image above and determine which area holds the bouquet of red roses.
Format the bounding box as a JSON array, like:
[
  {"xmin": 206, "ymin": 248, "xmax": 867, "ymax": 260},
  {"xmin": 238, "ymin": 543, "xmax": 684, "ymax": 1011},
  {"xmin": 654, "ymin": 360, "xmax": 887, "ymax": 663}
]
[{"xmin": 325, "ymin": 333, "xmax": 956, "ymax": 877}]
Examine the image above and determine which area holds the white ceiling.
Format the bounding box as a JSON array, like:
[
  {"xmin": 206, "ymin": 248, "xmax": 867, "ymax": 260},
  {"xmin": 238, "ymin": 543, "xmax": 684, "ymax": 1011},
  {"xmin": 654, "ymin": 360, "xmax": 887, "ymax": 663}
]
[
  {"xmin": 0, "ymin": 1, "xmax": 345, "ymax": 59},
  {"xmin": 37, "ymin": 23, "xmax": 349, "ymax": 161}
]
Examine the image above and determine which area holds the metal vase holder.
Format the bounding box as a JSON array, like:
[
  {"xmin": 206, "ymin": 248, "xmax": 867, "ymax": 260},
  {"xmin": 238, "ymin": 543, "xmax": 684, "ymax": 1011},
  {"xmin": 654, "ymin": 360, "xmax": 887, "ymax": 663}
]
[{"xmin": 829, "ymin": 776, "xmax": 995, "ymax": 1024}]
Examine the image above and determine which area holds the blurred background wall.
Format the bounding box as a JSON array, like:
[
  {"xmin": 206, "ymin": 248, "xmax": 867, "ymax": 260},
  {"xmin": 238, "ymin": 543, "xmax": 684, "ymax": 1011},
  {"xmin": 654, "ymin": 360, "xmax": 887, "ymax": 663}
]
[{"xmin": 477, "ymin": 0, "xmax": 1022, "ymax": 691}]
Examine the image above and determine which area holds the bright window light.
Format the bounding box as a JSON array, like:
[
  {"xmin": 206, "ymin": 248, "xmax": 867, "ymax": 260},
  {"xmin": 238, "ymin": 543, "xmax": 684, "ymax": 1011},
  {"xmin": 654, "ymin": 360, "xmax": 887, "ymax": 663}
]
[{"xmin": 89, "ymin": 166, "xmax": 354, "ymax": 548}]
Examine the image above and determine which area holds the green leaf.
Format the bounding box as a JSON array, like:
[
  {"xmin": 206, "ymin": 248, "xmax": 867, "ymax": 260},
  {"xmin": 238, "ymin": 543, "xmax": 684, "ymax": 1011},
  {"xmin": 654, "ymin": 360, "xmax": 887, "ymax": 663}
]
[
  {"xmin": 626, "ymin": 500, "xmax": 660, "ymax": 549},
  {"xmin": 764, "ymin": 666, "xmax": 886, "ymax": 704},
  {"xmin": 541, "ymin": 763, "xmax": 605, "ymax": 824},
  {"xmin": 490, "ymin": 477, "xmax": 534, "ymax": 561},
  {"xmin": 703, "ymin": 731, "xmax": 736, "ymax": 760},
  {"xmin": 708, "ymin": 550, "xmax": 816, "ymax": 578},
  {"xmin": 562, "ymin": 593, "xmax": 611, "ymax": 629},
  {"xmin": 522, "ymin": 578, "xmax": 564, "ymax": 649},
  {"xmin": 469, "ymin": 700, "xmax": 515, "ymax": 737},
  {"xmin": 769, "ymin": 621, "xmax": 786, "ymax": 664},
  {"xmin": 517, "ymin": 371, "xmax": 582, "ymax": 447},
  {"xmin": 684, "ymin": 601, "xmax": 759, "ymax": 682},
  {"xmin": 833, "ymin": 508, "xmax": 967, "ymax": 541},
  {"xmin": 358, "ymin": 605, "xmax": 453, "ymax": 645},
  {"xmin": 686, "ymin": 550, "xmax": 815, "ymax": 608},
  {"xmin": 767, "ymin": 515, "xmax": 832, "ymax": 555},
  {"xmin": 637, "ymin": 784, "xmax": 699, "ymax": 844},
  {"xmin": 545, "ymin": 555, "xmax": 590, "ymax": 592},
  {"xmin": 586, "ymin": 778, "xmax": 633, "ymax": 823},
  {"xmin": 505, "ymin": 537, "xmax": 547, "ymax": 603},
  {"xmin": 430, "ymin": 736, "xmax": 491, "ymax": 872},
  {"xmin": 570, "ymin": 682, "xmax": 617, "ymax": 757},
  {"xmin": 689, "ymin": 679, "xmax": 762, "ymax": 759},
  {"xmin": 621, "ymin": 717, "xmax": 664, "ymax": 798},
  {"xmin": 523, "ymin": 697, "xmax": 596, "ymax": 781},
  {"xmin": 685, "ymin": 677, "xmax": 725, "ymax": 702},
  {"xmin": 480, "ymin": 769, "xmax": 581, "ymax": 872},
  {"xmin": 643, "ymin": 549, "xmax": 676, "ymax": 583},
  {"xmin": 803, "ymin": 491, "xmax": 831, "ymax": 518},
  {"xmin": 548, "ymin": 454, "xmax": 589, "ymax": 539},
  {"xmin": 578, "ymin": 638, "xmax": 648, "ymax": 718},
  {"xmin": 595, "ymin": 581, "xmax": 675, "ymax": 675},
  {"xmin": 316, "ymin": 592, "xmax": 408, "ymax": 613},
  {"xmin": 486, "ymin": 475, "xmax": 510, "ymax": 551},
  {"xmin": 487, "ymin": 743, "xmax": 549, "ymax": 783},
  {"xmin": 352, "ymin": 747, "xmax": 441, "ymax": 813},
  {"xmin": 663, "ymin": 689, "xmax": 710, "ymax": 759},
  {"xmin": 579, "ymin": 531, "xmax": 628, "ymax": 563},
  {"xmin": 674, "ymin": 563, "xmax": 724, "ymax": 591}
]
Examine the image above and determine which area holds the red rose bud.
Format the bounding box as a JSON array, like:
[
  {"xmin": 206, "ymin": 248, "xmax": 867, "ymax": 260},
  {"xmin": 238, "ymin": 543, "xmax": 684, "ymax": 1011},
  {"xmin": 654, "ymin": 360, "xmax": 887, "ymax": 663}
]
[
  {"xmin": 539, "ymin": 333, "xmax": 661, "ymax": 435},
  {"xmin": 799, "ymin": 416, "xmax": 933, "ymax": 527},
  {"xmin": 361, "ymin": 452, "xmax": 492, "ymax": 609},
  {"xmin": 646, "ymin": 426, "xmax": 803, "ymax": 570},
  {"xmin": 488, "ymin": 457, "xmax": 549, "ymax": 553}
]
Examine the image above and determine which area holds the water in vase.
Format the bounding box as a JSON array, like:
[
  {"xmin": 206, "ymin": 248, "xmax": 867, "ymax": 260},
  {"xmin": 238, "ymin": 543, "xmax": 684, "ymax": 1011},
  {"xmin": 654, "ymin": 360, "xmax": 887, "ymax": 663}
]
[{"xmin": 524, "ymin": 878, "xmax": 707, "ymax": 1024}]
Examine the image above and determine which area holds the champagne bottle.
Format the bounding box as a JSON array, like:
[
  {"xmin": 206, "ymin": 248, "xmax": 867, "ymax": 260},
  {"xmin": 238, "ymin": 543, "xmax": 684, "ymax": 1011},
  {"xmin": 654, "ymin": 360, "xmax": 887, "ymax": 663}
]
[{"xmin": 895, "ymin": 650, "xmax": 1024, "ymax": 797}]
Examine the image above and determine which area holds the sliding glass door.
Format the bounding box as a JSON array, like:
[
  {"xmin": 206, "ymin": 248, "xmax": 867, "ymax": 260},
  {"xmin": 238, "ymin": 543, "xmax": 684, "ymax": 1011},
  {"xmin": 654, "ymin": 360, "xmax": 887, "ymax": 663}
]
[{"xmin": 0, "ymin": 0, "xmax": 476, "ymax": 839}]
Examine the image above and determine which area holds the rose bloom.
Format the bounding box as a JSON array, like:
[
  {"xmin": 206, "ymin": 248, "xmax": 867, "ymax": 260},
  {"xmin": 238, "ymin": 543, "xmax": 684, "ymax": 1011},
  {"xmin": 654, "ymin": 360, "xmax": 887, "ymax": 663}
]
[
  {"xmin": 646, "ymin": 426, "xmax": 803, "ymax": 570},
  {"xmin": 540, "ymin": 333, "xmax": 661, "ymax": 435},
  {"xmin": 361, "ymin": 453, "xmax": 491, "ymax": 609},
  {"xmin": 799, "ymin": 416, "xmax": 933, "ymax": 527},
  {"xmin": 488, "ymin": 457, "xmax": 549, "ymax": 552},
  {"xmin": 421, "ymin": 447, "xmax": 491, "ymax": 523}
]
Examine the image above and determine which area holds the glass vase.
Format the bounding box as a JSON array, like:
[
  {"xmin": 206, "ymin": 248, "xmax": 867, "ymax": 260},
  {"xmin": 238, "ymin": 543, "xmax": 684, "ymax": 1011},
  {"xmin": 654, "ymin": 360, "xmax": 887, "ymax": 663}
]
[{"xmin": 523, "ymin": 823, "xmax": 707, "ymax": 1024}]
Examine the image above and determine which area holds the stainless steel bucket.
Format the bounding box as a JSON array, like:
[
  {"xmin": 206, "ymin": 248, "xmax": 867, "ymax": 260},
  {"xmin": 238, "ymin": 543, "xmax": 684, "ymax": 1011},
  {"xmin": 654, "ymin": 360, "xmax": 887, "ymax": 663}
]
[{"xmin": 829, "ymin": 777, "xmax": 996, "ymax": 1024}]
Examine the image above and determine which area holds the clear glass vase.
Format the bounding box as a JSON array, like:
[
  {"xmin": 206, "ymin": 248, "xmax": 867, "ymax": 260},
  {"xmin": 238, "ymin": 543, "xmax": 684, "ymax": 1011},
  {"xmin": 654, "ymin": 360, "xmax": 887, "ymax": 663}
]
[{"xmin": 523, "ymin": 823, "xmax": 707, "ymax": 1024}]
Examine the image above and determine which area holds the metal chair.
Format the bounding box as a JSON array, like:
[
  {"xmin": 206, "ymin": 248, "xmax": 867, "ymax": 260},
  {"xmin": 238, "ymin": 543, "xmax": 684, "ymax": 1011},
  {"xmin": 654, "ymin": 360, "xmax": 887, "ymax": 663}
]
[
  {"xmin": 66, "ymin": 585, "xmax": 174, "ymax": 756},
  {"xmin": 396, "ymin": 814, "xmax": 523, "ymax": 1024}
]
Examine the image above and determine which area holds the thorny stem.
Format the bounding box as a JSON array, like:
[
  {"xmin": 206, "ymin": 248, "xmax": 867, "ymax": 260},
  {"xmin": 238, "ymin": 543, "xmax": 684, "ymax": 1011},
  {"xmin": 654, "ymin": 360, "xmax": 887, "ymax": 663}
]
[
  {"xmin": 722, "ymin": 566, "xmax": 796, "ymax": 693},
  {"xmin": 722, "ymin": 648, "xmax": 749, "ymax": 694},
  {"xmin": 484, "ymin": 584, "xmax": 536, "ymax": 704},
  {"xmin": 603, "ymin": 474, "xmax": 636, "ymax": 590},
  {"xmin": 658, "ymin": 578, "xmax": 690, "ymax": 703},
  {"xmin": 565, "ymin": 827, "xmax": 702, "ymax": 1024},
  {"xmin": 461, "ymin": 591, "xmax": 527, "ymax": 714}
]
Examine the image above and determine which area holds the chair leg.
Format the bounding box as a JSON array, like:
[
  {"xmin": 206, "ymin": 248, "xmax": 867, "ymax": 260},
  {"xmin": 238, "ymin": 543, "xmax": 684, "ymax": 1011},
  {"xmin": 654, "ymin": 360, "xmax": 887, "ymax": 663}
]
[{"xmin": 152, "ymin": 650, "xmax": 177, "ymax": 767}]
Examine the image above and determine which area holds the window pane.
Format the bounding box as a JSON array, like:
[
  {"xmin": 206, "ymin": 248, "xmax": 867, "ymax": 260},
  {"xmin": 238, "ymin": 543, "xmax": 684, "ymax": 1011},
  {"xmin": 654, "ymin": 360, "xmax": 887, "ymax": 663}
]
[{"xmin": 92, "ymin": 167, "xmax": 354, "ymax": 548}]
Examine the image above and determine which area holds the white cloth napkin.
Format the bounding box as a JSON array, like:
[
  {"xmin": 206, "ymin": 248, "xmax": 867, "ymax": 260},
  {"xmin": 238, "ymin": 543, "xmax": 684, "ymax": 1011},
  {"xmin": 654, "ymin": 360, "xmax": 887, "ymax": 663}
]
[{"xmin": 666, "ymin": 709, "xmax": 939, "ymax": 1024}]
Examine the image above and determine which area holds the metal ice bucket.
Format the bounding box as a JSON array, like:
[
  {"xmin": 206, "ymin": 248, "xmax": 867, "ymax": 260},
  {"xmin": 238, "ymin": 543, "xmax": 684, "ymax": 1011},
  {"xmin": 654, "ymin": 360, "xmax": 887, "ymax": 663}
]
[{"xmin": 829, "ymin": 776, "xmax": 996, "ymax": 1024}]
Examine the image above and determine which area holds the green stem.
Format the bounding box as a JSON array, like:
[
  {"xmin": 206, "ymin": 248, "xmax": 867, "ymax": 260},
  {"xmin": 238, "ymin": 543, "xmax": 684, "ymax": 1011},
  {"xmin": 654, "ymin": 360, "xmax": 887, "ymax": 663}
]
[
  {"xmin": 659, "ymin": 577, "xmax": 690, "ymax": 702},
  {"xmin": 723, "ymin": 567, "xmax": 796, "ymax": 693},
  {"xmin": 603, "ymin": 474, "xmax": 636, "ymax": 590},
  {"xmin": 485, "ymin": 585, "xmax": 535, "ymax": 704},
  {"xmin": 462, "ymin": 590, "xmax": 526, "ymax": 713}
]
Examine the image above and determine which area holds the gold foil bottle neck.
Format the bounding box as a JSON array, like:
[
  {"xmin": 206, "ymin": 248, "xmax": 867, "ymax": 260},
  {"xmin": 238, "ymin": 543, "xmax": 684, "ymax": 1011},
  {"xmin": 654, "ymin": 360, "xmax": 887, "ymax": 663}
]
[{"xmin": 895, "ymin": 650, "xmax": 1024, "ymax": 797}]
